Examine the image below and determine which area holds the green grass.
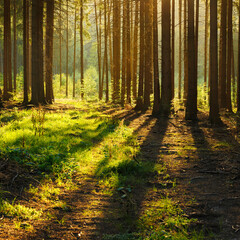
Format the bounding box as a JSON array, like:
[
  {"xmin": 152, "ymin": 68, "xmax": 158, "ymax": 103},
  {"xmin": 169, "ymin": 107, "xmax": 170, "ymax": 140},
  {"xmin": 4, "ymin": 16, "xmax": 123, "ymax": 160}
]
[{"xmin": 0, "ymin": 102, "xmax": 208, "ymax": 238}]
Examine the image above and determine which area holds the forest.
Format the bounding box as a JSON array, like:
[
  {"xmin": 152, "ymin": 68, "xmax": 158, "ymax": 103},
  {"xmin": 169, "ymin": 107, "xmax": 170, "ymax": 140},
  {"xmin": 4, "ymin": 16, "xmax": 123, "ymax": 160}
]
[{"xmin": 0, "ymin": 0, "xmax": 240, "ymax": 239}]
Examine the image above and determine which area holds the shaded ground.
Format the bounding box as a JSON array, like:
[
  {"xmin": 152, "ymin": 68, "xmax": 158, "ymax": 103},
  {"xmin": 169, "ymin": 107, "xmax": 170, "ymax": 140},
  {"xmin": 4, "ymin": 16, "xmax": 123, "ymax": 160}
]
[{"xmin": 1, "ymin": 104, "xmax": 240, "ymax": 239}]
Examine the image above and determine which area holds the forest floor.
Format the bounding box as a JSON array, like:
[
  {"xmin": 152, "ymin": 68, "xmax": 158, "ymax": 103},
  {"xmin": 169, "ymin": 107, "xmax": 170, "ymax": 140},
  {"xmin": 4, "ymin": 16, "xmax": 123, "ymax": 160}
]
[{"xmin": 0, "ymin": 101, "xmax": 240, "ymax": 239}]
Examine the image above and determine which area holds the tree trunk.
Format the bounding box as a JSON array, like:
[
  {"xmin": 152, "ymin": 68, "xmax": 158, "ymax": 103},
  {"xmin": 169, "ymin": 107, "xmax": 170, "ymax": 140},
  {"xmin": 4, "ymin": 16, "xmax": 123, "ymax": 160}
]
[
  {"xmin": 13, "ymin": 0, "xmax": 17, "ymax": 92},
  {"xmin": 80, "ymin": 0, "xmax": 84, "ymax": 100},
  {"xmin": 121, "ymin": 0, "xmax": 127, "ymax": 106},
  {"xmin": 161, "ymin": 0, "xmax": 172, "ymax": 114},
  {"xmin": 104, "ymin": 0, "xmax": 109, "ymax": 102},
  {"xmin": 135, "ymin": 0, "xmax": 145, "ymax": 110},
  {"xmin": 204, "ymin": 0, "xmax": 209, "ymax": 102},
  {"xmin": 66, "ymin": 0, "xmax": 69, "ymax": 97},
  {"xmin": 132, "ymin": 0, "xmax": 139, "ymax": 100},
  {"xmin": 112, "ymin": 0, "xmax": 121, "ymax": 102},
  {"xmin": 45, "ymin": 0, "xmax": 54, "ymax": 104},
  {"xmin": 59, "ymin": 0, "xmax": 62, "ymax": 89},
  {"xmin": 178, "ymin": 0, "xmax": 182, "ymax": 99},
  {"xmin": 226, "ymin": 0, "xmax": 232, "ymax": 112},
  {"xmin": 31, "ymin": 0, "xmax": 45, "ymax": 105},
  {"xmin": 126, "ymin": 0, "xmax": 131, "ymax": 104},
  {"xmin": 185, "ymin": 0, "xmax": 197, "ymax": 120},
  {"xmin": 23, "ymin": 0, "xmax": 29, "ymax": 104},
  {"xmin": 238, "ymin": 0, "xmax": 240, "ymax": 112},
  {"xmin": 73, "ymin": 7, "xmax": 77, "ymax": 98},
  {"xmin": 152, "ymin": 0, "xmax": 160, "ymax": 115},
  {"xmin": 183, "ymin": 0, "xmax": 188, "ymax": 103},
  {"xmin": 219, "ymin": 0, "xmax": 227, "ymax": 108},
  {"xmin": 171, "ymin": 0, "xmax": 175, "ymax": 99},
  {"xmin": 143, "ymin": 0, "xmax": 153, "ymax": 109},
  {"xmin": 195, "ymin": 0, "xmax": 199, "ymax": 85},
  {"xmin": 209, "ymin": 0, "xmax": 220, "ymax": 123},
  {"xmin": 3, "ymin": 0, "xmax": 12, "ymax": 100}
]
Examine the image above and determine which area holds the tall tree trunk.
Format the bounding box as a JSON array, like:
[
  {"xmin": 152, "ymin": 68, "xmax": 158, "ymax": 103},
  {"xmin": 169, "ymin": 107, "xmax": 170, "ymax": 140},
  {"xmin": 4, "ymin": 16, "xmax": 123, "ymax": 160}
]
[
  {"xmin": 121, "ymin": 0, "xmax": 126, "ymax": 106},
  {"xmin": 94, "ymin": 0, "xmax": 102, "ymax": 100},
  {"xmin": 3, "ymin": 0, "xmax": 12, "ymax": 100},
  {"xmin": 59, "ymin": 0, "xmax": 62, "ymax": 89},
  {"xmin": 226, "ymin": 0, "xmax": 232, "ymax": 112},
  {"xmin": 183, "ymin": 0, "xmax": 188, "ymax": 103},
  {"xmin": 13, "ymin": 0, "xmax": 17, "ymax": 92},
  {"xmin": 161, "ymin": 0, "xmax": 172, "ymax": 114},
  {"xmin": 144, "ymin": 0, "xmax": 153, "ymax": 109},
  {"xmin": 195, "ymin": 0, "xmax": 199, "ymax": 84},
  {"xmin": 73, "ymin": 7, "xmax": 77, "ymax": 98},
  {"xmin": 171, "ymin": 0, "xmax": 175, "ymax": 99},
  {"xmin": 126, "ymin": 0, "xmax": 131, "ymax": 104},
  {"xmin": 219, "ymin": 0, "xmax": 227, "ymax": 108},
  {"xmin": 23, "ymin": 0, "xmax": 29, "ymax": 104},
  {"xmin": 232, "ymin": 39, "xmax": 236, "ymax": 106},
  {"xmin": 45, "ymin": 0, "xmax": 54, "ymax": 104},
  {"xmin": 66, "ymin": 0, "xmax": 69, "ymax": 97},
  {"xmin": 108, "ymin": 0, "xmax": 113, "ymax": 89},
  {"xmin": 132, "ymin": 0, "xmax": 139, "ymax": 100},
  {"xmin": 31, "ymin": 0, "xmax": 45, "ymax": 105},
  {"xmin": 204, "ymin": 0, "xmax": 209, "ymax": 102},
  {"xmin": 209, "ymin": 0, "xmax": 220, "ymax": 123},
  {"xmin": 112, "ymin": 0, "xmax": 121, "ymax": 102},
  {"xmin": 238, "ymin": 0, "xmax": 240, "ymax": 112},
  {"xmin": 178, "ymin": 0, "xmax": 182, "ymax": 99},
  {"xmin": 152, "ymin": 0, "xmax": 160, "ymax": 115},
  {"xmin": 135, "ymin": 0, "xmax": 145, "ymax": 110},
  {"xmin": 80, "ymin": 0, "xmax": 84, "ymax": 99},
  {"xmin": 104, "ymin": 0, "xmax": 109, "ymax": 102},
  {"xmin": 185, "ymin": 0, "xmax": 197, "ymax": 120}
]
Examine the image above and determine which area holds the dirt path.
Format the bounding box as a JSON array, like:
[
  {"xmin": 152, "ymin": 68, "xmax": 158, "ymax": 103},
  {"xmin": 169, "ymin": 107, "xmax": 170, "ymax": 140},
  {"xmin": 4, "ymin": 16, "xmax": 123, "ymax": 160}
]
[{"xmin": 1, "ymin": 108, "xmax": 240, "ymax": 239}]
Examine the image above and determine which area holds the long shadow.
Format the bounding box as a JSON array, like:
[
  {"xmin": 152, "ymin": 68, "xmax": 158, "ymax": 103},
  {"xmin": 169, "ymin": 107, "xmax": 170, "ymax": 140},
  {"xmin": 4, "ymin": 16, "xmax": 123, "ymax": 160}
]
[
  {"xmin": 94, "ymin": 114, "xmax": 169, "ymax": 237},
  {"xmin": 188, "ymin": 119, "xmax": 240, "ymax": 239}
]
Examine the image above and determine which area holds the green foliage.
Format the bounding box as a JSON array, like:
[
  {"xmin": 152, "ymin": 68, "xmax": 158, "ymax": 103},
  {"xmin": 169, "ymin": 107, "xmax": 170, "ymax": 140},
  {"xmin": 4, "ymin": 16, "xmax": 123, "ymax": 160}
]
[{"xmin": 0, "ymin": 199, "xmax": 42, "ymax": 220}]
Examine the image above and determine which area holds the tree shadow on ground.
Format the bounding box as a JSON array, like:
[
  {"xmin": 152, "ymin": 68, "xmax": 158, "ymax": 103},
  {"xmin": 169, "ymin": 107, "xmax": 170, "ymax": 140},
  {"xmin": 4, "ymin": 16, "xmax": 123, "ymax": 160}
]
[
  {"xmin": 187, "ymin": 119, "xmax": 240, "ymax": 239},
  {"xmin": 94, "ymin": 114, "xmax": 169, "ymax": 238}
]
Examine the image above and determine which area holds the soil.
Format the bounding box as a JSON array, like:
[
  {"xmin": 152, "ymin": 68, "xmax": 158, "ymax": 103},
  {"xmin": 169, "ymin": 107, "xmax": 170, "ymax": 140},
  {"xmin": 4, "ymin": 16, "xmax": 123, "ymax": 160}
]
[{"xmin": 1, "ymin": 104, "xmax": 240, "ymax": 239}]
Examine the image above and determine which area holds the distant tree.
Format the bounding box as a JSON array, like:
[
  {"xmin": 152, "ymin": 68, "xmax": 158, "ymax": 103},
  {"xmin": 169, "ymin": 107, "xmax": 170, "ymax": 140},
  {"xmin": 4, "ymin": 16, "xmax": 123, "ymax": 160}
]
[
  {"xmin": 31, "ymin": 0, "xmax": 45, "ymax": 105},
  {"xmin": 185, "ymin": 0, "xmax": 197, "ymax": 120},
  {"xmin": 45, "ymin": 0, "xmax": 54, "ymax": 104},
  {"xmin": 209, "ymin": 0, "xmax": 220, "ymax": 124}
]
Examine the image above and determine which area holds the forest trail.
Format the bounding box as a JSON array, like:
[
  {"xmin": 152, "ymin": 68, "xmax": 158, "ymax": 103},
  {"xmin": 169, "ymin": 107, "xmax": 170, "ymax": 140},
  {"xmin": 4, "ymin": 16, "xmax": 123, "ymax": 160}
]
[{"xmin": 1, "ymin": 106, "xmax": 240, "ymax": 239}]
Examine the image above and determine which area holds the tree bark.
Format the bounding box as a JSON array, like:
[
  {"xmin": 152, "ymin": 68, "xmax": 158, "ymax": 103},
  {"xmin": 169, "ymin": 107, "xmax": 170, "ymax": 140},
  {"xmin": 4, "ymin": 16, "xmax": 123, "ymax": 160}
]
[
  {"xmin": 185, "ymin": 0, "xmax": 197, "ymax": 120},
  {"xmin": 209, "ymin": 0, "xmax": 220, "ymax": 123},
  {"xmin": 161, "ymin": 0, "xmax": 172, "ymax": 114},
  {"xmin": 45, "ymin": 0, "xmax": 54, "ymax": 104},
  {"xmin": 31, "ymin": 0, "xmax": 45, "ymax": 105}
]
